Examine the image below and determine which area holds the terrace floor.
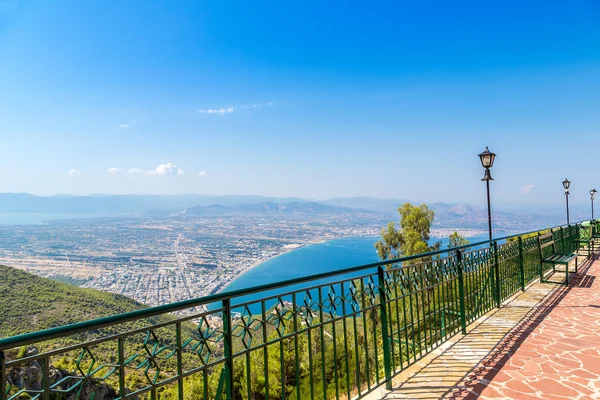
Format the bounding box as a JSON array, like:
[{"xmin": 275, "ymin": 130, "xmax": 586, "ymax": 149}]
[{"xmin": 367, "ymin": 255, "xmax": 600, "ymax": 399}]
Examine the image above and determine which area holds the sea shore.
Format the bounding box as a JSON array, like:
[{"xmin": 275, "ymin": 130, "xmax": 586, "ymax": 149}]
[{"xmin": 217, "ymin": 240, "xmax": 325, "ymax": 293}]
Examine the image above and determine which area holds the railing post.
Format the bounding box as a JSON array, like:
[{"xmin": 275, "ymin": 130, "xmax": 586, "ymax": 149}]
[
  {"xmin": 176, "ymin": 322, "xmax": 184, "ymax": 400},
  {"xmin": 560, "ymin": 227, "xmax": 570, "ymax": 286},
  {"xmin": 518, "ymin": 236, "xmax": 525, "ymax": 291},
  {"xmin": 456, "ymin": 250, "xmax": 467, "ymax": 335},
  {"xmin": 538, "ymin": 232, "xmax": 544, "ymax": 283},
  {"xmin": 1, "ymin": 350, "xmax": 6, "ymax": 400},
  {"xmin": 118, "ymin": 338, "xmax": 126, "ymax": 399},
  {"xmin": 441, "ymin": 309, "xmax": 446, "ymax": 338},
  {"xmin": 42, "ymin": 355, "xmax": 50, "ymax": 400},
  {"xmin": 493, "ymin": 241, "xmax": 501, "ymax": 307},
  {"xmin": 377, "ymin": 266, "xmax": 392, "ymax": 390},
  {"xmin": 222, "ymin": 299, "xmax": 234, "ymax": 400}
]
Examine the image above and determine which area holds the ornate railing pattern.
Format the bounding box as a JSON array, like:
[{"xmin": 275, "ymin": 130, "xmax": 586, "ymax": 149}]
[{"xmin": 0, "ymin": 222, "xmax": 588, "ymax": 400}]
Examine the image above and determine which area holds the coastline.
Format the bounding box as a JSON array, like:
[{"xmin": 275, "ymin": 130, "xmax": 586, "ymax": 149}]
[
  {"xmin": 216, "ymin": 242, "xmax": 311, "ymax": 293},
  {"xmin": 216, "ymin": 235, "xmax": 375, "ymax": 294},
  {"xmin": 217, "ymin": 231, "xmax": 490, "ymax": 296},
  {"xmin": 236, "ymin": 243, "xmax": 308, "ymax": 278}
]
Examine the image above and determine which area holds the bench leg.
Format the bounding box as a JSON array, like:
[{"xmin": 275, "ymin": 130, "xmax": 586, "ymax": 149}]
[
  {"xmin": 575, "ymin": 255, "xmax": 578, "ymax": 274},
  {"xmin": 565, "ymin": 263, "xmax": 569, "ymax": 286},
  {"xmin": 588, "ymin": 244, "xmax": 591, "ymax": 260}
]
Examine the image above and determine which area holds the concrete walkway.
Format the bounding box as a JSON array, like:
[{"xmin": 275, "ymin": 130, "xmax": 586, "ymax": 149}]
[{"xmin": 367, "ymin": 255, "xmax": 600, "ymax": 399}]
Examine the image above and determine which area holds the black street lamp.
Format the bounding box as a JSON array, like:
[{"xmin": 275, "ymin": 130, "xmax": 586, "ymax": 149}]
[
  {"xmin": 563, "ymin": 178, "xmax": 571, "ymax": 224},
  {"xmin": 591, "ymin": 189, "xmax": 597, "ymax": 220},
  {"xmin": 479, "ymin": 147, "xmax": 496, "ymax": 241}
]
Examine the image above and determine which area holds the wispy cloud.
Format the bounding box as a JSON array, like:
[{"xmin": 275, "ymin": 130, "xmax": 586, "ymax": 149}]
[
  {"xmin": 242, "ymin": 102, "xmax": 275, "ymax": 109},
  {"xmin": 68, "ymin": 169, "xmax": 81, "ymax": 177},
  {"xmin": 119, "ymin": 119, "xmax": 137, "ymax": 128},
  {"xmin": 520, "ymin": 184, "xmax": 535, "ymax": 194},
  {"xmin": 197, "ymin": 102, "xmax": 274, "ymax": 116},
  {"xmin": 198, "ymin": 171, "xmax": 206, "ymax": 177},
  {"xmin": 197, "ymin": 106, "xmax": 235, "ymax": 116},
  {"xmin": 128, "ymin": 162, "xmax": 184, "ymax": 176},
  {"xmin": 108, "ymin": 168, "xmax": 122, "ymax": 174}
]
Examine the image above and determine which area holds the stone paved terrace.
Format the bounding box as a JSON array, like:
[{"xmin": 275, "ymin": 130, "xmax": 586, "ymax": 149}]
[{"xmin": 366, "ymin": 254, "xmax": 600, "ymax": 399}]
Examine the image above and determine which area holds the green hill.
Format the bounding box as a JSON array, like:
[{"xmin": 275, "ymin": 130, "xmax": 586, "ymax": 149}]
[{"xmin": 0, "ymin": 265, "xmax": 148, "ymax": 338}]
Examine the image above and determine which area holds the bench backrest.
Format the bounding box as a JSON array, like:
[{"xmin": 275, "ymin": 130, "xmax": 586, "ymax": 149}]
[
  {"xmin": 580, "ymin": 225, "xmax": 591, "ymax": 240},
  {"xmin": 538, "ymin": 231, "xmax": 556, "ymax": 256}
]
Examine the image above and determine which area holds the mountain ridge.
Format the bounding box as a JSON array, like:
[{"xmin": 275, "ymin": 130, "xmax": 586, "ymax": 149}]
[
  {"xmin": 0, "ymin": 265, "xmax": 148, "ymax": 338},
  {"xmin": 183, "ymin": 201, "xmax": 378, "ymax": 216},
  {"xmin": 0, "ymin": 193, "xmax": 590, "ymax": 231}
]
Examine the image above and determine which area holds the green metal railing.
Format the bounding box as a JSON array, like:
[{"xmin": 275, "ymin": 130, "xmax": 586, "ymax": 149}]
[{"xmin": 0, "ymin": 222, "xmax": 589, "ymax": 400}]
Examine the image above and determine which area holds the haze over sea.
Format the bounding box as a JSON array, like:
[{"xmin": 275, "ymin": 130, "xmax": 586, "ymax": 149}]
[{"xmin": 220, "ymin": 234, "xmax": 489, "ymax": 312}]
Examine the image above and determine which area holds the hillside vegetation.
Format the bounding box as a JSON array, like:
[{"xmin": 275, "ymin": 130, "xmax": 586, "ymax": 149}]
[{"xmin": 0, "ymin": 265, "xmax": 148, "ymax": 338}]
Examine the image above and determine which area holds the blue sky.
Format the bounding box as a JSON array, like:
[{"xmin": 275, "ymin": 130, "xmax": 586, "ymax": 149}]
[{"xmin": 0, "ymin": 0, "xmax": 599, "ymax": 209}]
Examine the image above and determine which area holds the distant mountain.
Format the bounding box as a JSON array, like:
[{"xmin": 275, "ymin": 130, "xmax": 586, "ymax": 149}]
[
  {"xmin": 430, "ymin": 203, "xmax": 563, "ymax": 231},
  {"xmin": 0, "ymin": 193, "xmax": 309, "ymax": 215},
  {"xmin": 184, "ymin": 201, "xmax": 377, "ymax": 216},
  {"xmin": 0, "ymin": 193, "xmax": 582, "ymax": 231},
  {"xmin": 322, "ymin": 197, "xmax": 411, "ymax": 210}
]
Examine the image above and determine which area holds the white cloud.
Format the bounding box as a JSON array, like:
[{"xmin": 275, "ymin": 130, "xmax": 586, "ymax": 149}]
[
  {"xmin": 68, "ymin": 169, "xmax": 81, "ymax": 177},
  {"xmin": 128, "ymin": 162, "xmax": 184, "ymax": 177},
  {"xmin": 155, "ymin": 162, "xmax": 184, "ymax": 176},
  {"xmin": 108, "ymin": 168, "xmax": 122, "ymax": 174},
  {"xmin": 198, "ymin": 171, "xmax": 206, "ymax": 177},
  {"xmin": 119, "ymin": 124, "xmax": 130, "ymax": 129},
  {"xmin": 520, "ymin": 184, "xmax": 535, "ymax": 194},
  {"xmin": 197, "ymin": 106, "xmax": 235, "ymax": 116}
]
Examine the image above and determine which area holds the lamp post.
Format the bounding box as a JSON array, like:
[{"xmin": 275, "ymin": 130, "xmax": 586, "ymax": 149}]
[
  {"xmin": 591, "ymin": 189, "xmax": 597, "ymax": 220},
  {"xmin": 478, "ymin": 147, "xmax": 496, "ymax": 241},
  {"xmin": 563, "ymin": 178, "xmax": 570, "ymax": 224}
]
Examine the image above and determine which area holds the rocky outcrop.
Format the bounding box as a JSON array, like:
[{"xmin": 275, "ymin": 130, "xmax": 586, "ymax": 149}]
[{"xmin": 7, "ymin": 356, "xmax": 137, "ymax": 400}]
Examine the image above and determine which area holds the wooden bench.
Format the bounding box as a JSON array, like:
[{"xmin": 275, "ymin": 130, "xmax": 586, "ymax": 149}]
[
  {"xmin": 574, "ymin": 224, "xmax": 594, "ymax": 259},
  {"xmin": 538, "ymin": 231, "xmax": 578, "ymax": 285}
]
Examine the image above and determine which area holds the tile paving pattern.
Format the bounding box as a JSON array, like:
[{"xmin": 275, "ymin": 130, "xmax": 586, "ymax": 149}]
[{"xmin": 369, "ymin": 256, "xmax": 600, "ymax": 399}]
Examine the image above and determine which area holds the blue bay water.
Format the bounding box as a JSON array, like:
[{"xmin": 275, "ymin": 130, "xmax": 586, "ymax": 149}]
[{"xmin": 212, "ymin": 234, "xmax": 489, "ymax": 314}]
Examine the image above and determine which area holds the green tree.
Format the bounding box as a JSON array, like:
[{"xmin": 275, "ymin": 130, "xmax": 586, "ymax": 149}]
[
  {"xmin": 374, "ymin": 203, "xmax": 441, "ymax": 261},
  {"xmin": 448, "ymin": 231, "xmax": 469, "ymax": 248}
]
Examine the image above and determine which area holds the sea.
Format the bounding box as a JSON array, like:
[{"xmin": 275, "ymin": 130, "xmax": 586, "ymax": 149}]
[
  {"xmin": 213, "ymin": 234, "xmax": 489, "ymax": 313},
  {"xmin": 0, "ymin": 213, "xmax": 117, "ymax": 225}
]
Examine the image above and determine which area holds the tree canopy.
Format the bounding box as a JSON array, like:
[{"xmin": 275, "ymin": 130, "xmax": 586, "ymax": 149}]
[
  {"xmin": 374, "ymin": 203, "xmax": 441, "ymax": 261},
  {"xmin": 448, "ymin": 231, "xmax": 470, "ymax": 248}
]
